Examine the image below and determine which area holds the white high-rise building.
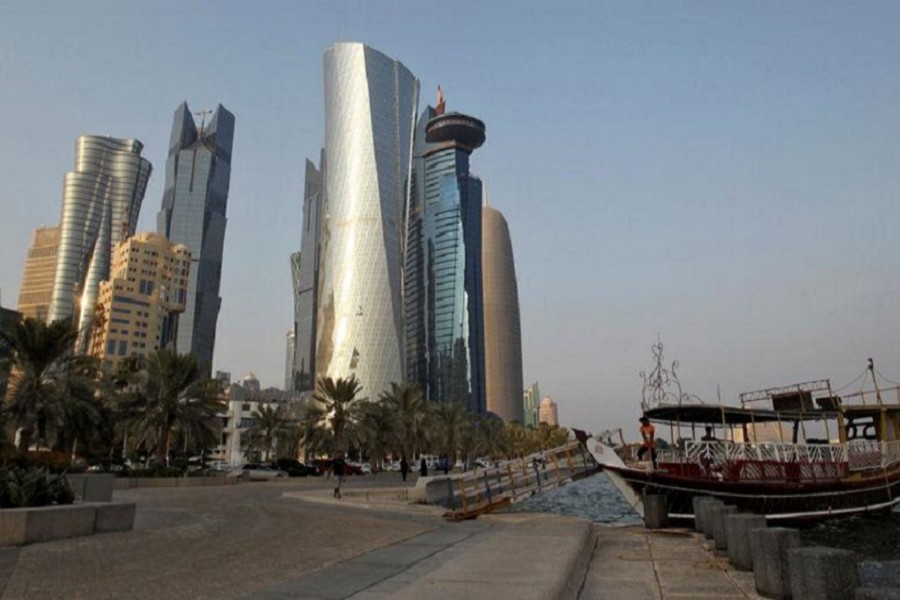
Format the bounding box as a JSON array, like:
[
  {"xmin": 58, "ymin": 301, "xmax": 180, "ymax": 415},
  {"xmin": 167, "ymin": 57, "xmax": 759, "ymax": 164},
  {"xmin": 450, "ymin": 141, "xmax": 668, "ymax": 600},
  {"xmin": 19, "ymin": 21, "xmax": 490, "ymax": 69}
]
[{"xmin": 311, "ymin": 43, "xmax": 419, "ymax": 399}]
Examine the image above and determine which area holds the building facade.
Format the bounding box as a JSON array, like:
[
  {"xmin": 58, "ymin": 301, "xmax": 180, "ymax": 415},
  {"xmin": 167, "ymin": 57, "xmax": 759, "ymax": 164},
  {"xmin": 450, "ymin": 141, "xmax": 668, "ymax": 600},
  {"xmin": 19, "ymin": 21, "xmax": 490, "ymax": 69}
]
[
  {"xmin": 539, "ymin": 396, "xmax": 559, "ymax": 426},
  {"xmin": 523, "ymin": 381, "xmax": 541, "ymax": 427},
  {"xmin": 313, "ymin": 43, "xmax": 419, "ymax": 399},
  {"xmin": 157, "ymin": 102, "xmax": 235, "ymax": 373},
  {"xmin": 405, "ymin": 101, "xmax": 487, "ymax": 413},
  {"xmin": 48, "ymin": 136, "xmax": 152, "ymax": 352},
  {"xmin": 88, "ymin": 232, "xmax": 191, "ymax": 370},
  {"xmin": 284, "ymin": 329, "xmax": 295, "ymax": 391},
  {"xmin": 17, "ymin": 225, "xmax": 60, "ymax": 322},
  {"xmin": 482, "ymin": 205, "xmax": 524, "ymax": 422},
  {"xmin": 291, "ymin": 153, "xmax": 324, "ymax": 393}
]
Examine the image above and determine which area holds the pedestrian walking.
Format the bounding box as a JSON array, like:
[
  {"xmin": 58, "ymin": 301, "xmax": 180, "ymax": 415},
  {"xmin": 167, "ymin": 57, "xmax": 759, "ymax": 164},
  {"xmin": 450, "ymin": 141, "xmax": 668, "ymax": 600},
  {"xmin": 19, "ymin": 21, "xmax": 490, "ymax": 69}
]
[
  {"xmin": 419, "ymin": 457, "xmax": 428, "ymax": 478},
  {"xmin": 332, "ymin": 452, "xmax": 346, "ymax": 499},
  {"xmin": 400, "ymin": 458, "xmax": 409, "ymax": 482}
]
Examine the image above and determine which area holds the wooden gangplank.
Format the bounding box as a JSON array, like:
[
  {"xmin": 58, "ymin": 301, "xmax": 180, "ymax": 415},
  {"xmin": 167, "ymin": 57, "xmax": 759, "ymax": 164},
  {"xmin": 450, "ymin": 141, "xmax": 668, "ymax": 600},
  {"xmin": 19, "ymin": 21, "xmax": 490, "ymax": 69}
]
[{"xmin": 442, "ymin": 442, "xmax": 600, "ymax": 521}]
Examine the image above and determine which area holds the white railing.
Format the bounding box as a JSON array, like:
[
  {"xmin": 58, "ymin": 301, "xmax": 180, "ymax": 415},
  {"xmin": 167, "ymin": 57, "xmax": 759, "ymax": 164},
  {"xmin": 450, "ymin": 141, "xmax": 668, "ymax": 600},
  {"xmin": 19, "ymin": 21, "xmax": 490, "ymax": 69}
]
[
  {"xmin": 659, "ymin": 440, "xmax": 900, "ymax": 480},
  {"xmin": 848, "ymin": 439, "xmax": 900, "ymax": 471}
]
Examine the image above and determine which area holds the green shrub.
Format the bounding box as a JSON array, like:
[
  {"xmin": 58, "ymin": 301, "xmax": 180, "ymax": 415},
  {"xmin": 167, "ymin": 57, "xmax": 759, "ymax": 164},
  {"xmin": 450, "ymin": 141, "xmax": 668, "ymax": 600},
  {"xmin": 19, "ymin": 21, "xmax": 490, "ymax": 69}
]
[{"xmin": 0, "ymin": 468, "xmax": 75, "ymax": 508}]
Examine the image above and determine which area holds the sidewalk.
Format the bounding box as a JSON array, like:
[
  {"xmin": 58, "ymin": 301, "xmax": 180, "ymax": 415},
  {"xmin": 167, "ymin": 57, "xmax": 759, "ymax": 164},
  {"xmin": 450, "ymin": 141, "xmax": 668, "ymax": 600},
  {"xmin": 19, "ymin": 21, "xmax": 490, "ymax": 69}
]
[
  {"xmin": 247, "ymin": 513, "xmax": 595, "ymax": 600},
  {"xmin": 580, "ymin": 526, "xmax": 762, "ymax": 599}
]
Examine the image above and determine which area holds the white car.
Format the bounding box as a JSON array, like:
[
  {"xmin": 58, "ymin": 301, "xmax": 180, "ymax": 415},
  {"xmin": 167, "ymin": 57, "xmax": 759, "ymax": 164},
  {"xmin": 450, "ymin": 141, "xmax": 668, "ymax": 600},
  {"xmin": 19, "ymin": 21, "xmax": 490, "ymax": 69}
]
[{"xmin": 241, "ymin": 463, "xmax": 288, "ymax": 481}]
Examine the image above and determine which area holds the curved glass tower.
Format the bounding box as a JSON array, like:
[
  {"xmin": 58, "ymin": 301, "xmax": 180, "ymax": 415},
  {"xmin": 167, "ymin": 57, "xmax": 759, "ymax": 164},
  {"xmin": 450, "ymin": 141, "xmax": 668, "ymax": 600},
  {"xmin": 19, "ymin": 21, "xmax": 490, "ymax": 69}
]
[
  {"xmin": 482, "ymin": 205, "xmax": 524, "ymax": 422},
  {"xmin": 405, "ymin": 105, "xmax": 487, "ymax": 413},
  {"xmin": 316, "ymin": 43, "xmax": 419, "ymax": 398},
  {"xmin": 48, "ymin": 136, "xmax": 152, "ymax": 352}
]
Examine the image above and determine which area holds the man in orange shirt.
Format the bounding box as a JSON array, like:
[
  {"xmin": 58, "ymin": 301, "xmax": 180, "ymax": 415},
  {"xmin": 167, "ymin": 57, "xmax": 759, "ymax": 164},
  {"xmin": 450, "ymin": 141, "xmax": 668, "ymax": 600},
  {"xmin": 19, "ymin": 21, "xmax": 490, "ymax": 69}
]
[{"xmin": 637, "ymin": 416, "xmax": 657, "ymax": 468}]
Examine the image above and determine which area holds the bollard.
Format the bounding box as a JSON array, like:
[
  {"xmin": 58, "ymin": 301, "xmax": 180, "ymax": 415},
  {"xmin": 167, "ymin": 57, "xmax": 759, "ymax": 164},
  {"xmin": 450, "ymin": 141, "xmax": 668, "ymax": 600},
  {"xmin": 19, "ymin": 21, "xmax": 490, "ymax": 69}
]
[
  {"xmin": 691, "ymin": 496, "xmax": 715, "ymax": 533},
  {"xmin": 724, "ymin": 514, "xmax": 766, "ymax": 571},
  {"xmin": 701, "ymin": 499, "xmax": 724, "ymax": 540},
  {"xmin": 644, "ymin": 494, "xmax": 668, "ymax": 529},
  {"xmin": 788, "ymin": 547, "xmax": 860, "ymax": 600},
  {"xmin": 711, "ymin": 505, "xmax": 738, "ymax": 550},
  {"xmin": 750, "ymin": 527, "xmax": 801, "ymax": 599}
]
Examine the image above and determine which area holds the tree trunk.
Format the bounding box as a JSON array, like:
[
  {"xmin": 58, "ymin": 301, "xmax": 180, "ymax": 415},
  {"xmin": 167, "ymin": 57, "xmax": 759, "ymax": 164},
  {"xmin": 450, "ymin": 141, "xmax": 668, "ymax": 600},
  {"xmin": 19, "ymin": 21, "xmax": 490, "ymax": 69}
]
[{"xmin": 157, "ymin": 426, "xmax": 171, "ymax": 466}]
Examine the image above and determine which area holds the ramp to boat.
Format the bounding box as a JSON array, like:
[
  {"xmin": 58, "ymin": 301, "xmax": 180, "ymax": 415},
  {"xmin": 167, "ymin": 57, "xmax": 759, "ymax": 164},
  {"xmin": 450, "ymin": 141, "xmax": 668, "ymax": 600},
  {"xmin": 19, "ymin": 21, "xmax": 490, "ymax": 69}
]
[{"xmin": 409, "ymin": 442, "xmax": 601, "ymax": 520}]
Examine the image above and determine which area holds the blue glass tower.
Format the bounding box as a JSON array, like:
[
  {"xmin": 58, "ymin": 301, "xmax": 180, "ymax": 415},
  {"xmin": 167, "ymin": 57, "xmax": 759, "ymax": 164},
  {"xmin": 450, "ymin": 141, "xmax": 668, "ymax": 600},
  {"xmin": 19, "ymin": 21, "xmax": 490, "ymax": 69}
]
[
  {"xmin": 405, "ymin": 102, "xmax": 487, "ymax": 413},
  {"xmin": 157, "ymin": 103, "xmax": 235, "ymax": 373}
]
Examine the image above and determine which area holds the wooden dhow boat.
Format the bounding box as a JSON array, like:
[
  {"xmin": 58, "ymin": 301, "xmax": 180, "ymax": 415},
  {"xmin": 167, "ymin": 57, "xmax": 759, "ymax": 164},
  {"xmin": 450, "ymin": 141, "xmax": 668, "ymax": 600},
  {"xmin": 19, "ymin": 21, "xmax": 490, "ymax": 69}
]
[{"xmin": 584, "ymin": 349, "xmax": 900, "ymax": 523}]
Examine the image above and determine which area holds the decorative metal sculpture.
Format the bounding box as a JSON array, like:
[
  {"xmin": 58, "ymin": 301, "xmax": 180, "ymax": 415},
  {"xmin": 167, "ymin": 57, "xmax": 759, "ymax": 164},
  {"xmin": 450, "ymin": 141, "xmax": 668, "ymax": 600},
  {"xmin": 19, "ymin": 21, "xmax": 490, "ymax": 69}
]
[{"xmin": 640, "ymin": 340, "xmax": 703, "ymax": 411}]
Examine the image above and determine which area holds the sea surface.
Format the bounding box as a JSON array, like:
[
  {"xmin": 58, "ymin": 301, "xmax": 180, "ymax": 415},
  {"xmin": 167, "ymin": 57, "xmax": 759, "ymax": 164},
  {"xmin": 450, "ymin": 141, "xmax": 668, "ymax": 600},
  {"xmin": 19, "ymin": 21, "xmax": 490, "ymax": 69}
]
[{"xmin": 509, "ymin": 472, "xmax": 900, "ymax": 564}]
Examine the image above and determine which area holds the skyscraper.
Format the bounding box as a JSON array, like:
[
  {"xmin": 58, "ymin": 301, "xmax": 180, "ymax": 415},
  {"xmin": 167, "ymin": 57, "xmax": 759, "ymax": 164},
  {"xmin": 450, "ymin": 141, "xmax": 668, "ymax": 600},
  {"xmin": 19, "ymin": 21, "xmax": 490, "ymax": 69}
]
[
  {"xmin": 48, "ymin": 136, "xmax": 152, "ymax": 352},
  {"xmin": 314, "ymin": 43, "xmax": 419, "ymax": 398},
  {"xmin": 482, "ymin": 204, "xmax": 524, "ymax": 422},
  {"xmin": 405, "ymin": 95, "xmax": 487, "ymax": 412},
  {"xmin": 88, "ymin": 232, "xmax": 191, "ymax": 370},
  {"xmin": 292, "ymin": 153, "xmax": 325, "ymax": 393},
  {"xmin": 539, "ymin": 396, "xmax": 559, "ymax": 426},
  {"xmin": 157, "ymin": 103, "xmax": 235, "ymax": 373},
  {"xmin": 523, "ymin": 381, "xmax": 541, "ymax": 427},
  {"xmin": 17, "ymin": 225, "xmax": 60, "ymax": 322}
]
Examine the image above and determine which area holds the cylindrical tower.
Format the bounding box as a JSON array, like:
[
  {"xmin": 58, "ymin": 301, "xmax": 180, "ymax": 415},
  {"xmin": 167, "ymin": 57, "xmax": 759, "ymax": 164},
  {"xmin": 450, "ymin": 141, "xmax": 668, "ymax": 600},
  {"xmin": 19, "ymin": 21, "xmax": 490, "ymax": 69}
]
[
  {"xmin": 482, "ymin": 205, "xmax": 524, "ymax": 422},
  {"xmin": 49, "ymin": 136, "xmax": 151, "ymax": 351}
]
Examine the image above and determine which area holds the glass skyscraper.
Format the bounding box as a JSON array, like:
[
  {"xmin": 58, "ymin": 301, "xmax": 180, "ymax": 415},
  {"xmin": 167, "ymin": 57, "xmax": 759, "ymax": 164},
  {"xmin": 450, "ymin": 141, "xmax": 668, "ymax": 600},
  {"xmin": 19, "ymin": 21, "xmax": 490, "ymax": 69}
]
[
  {"xmin": 292, "ymin": 154, "xmax": 324, "ymax": 393},
  {"xmin": 157, "ymin": 102, "xmax": 235, "ymax": 373},
  {"xmin": 312, "ymin": 43, "xmax": 419, "ymax": 399},
  {"xmin": 48, "ymin": 135, "xmax": 152, "ymax": 352},
  {"xmin": 405, "ymin": 102, "xmax": 487, "ymax": 413}
]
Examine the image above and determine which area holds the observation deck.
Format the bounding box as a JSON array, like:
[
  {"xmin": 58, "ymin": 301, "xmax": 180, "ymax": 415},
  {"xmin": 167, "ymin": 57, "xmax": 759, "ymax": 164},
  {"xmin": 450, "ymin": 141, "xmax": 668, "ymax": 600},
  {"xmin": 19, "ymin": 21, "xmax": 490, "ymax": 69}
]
[{"xmin": 425, "ymin": 112, "xmax": 486, "ymax": 152}]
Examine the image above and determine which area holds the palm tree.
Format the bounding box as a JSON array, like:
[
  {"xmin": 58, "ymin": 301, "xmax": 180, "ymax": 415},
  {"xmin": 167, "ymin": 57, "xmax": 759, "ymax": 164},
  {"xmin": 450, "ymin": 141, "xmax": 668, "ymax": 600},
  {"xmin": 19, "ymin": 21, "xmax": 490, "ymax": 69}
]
[
  {"xmin": 312, "ymin": 376, "xmax": 366, "ymax": 454},
  {"xmin": 125, "ymin": 350, "xmax": 222, "ymax": 465},
  {"xmin": 245, "ymin": 404, "xmax": 283, "ymax": 462},
  {"xmin": 361, "ymin": 400, "xmax": 395, "ymax": 471},
  {"xmin": 378, "ymin": 382, "xmax": 427, "ymax": 462},
  {"xmin": 503, "ymin": 422, "xmax": 529, "ymax": 459},
  {"xmin": 433, "ymin": 402, "xmax": 468, "ymax": 466},
  {"xmin": 1, "ymin": 317, "xmax": 100, "ymax": 452},
  {"xmin": 475, "ymin": 415, "xmax": 505, "ymax": 461}
]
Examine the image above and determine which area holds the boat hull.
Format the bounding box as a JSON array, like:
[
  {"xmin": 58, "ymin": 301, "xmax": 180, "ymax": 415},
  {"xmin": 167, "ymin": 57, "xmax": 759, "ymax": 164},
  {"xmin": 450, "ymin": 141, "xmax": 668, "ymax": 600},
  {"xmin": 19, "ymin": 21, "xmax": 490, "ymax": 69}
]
[{"xmin": 603, "ymin": 463, "xmax": 900, "ymax": 522}]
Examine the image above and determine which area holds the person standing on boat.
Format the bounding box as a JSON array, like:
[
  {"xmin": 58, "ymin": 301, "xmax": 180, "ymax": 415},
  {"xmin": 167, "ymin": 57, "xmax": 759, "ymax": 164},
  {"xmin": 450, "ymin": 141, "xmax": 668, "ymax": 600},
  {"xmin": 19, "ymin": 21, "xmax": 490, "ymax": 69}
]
[
  {"xmin": 701, "ymin": 426, "xmax": 718, "ymax": 442},
  {"xmin": 638, "ymin": 416, "xmax": 657, "ymax": 468}
]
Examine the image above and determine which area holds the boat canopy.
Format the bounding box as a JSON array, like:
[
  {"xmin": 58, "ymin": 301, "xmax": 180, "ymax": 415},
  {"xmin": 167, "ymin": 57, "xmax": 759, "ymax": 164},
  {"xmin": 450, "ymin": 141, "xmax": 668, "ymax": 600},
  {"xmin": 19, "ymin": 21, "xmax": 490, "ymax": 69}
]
[{"xmin": 644, "ymin": 403, "xmax": 841, "ymax": 425}]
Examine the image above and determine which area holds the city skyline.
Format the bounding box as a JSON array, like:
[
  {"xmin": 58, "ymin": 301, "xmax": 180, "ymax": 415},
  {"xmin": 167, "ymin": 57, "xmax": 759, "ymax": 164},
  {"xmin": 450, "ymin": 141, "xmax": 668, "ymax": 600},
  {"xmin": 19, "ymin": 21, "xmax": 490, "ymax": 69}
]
[{"xmin": 2, "ymin": 2, "xmax": 900, "ymax": 433}]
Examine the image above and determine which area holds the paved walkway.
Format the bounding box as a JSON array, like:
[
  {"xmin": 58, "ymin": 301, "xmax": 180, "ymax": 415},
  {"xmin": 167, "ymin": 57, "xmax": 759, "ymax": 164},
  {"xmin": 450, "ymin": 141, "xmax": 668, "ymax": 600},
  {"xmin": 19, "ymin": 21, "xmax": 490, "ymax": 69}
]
[
  {"xmin": 0, "ymin": 479, "xmax": 432, "ymax": 599},
  {"xmin": 0, "ymin": 476, "xmax": 778, "ymax": 599},
  {"xmin": 579, "ymin": 526, "xmax": 762, "ymax": 599}
]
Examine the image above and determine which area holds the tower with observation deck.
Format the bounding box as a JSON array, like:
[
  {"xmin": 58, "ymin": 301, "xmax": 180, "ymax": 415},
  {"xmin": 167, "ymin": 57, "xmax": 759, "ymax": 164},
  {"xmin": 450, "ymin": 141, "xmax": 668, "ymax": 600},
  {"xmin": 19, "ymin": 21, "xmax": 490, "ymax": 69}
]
[{"xmin": 405, "ymin": 89, "xmax": 488, "ymax": 414}]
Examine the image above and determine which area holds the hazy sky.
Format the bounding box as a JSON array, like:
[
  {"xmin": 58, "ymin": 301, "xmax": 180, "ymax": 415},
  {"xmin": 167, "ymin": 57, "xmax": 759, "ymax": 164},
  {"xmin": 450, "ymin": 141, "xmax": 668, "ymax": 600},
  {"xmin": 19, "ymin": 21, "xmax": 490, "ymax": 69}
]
[{"xmin": 2, "ymin": 1, "xmax": 899, "ymax": 438}]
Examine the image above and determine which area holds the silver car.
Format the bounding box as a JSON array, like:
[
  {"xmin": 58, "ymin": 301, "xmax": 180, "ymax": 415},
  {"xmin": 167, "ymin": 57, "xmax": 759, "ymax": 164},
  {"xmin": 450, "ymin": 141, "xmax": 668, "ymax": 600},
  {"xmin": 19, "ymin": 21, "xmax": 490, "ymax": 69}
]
[{"xmin": 241, "ymin": 463, "xmax": 288, "ymax": 481}]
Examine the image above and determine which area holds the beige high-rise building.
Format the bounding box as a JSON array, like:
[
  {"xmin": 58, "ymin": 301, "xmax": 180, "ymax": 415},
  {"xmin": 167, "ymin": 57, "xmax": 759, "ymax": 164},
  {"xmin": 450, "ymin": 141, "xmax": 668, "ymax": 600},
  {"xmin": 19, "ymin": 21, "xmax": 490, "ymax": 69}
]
[
  {"xmin": 539, "ymin": 396, "xmax": 559, "ymax": 426},
  {"xmin": 482, "ymin": 205, "xmax": 524, "ymax": 422},
  {"xmin": 17, "ymin": 226, "xmax": 61, "ymax": 322},
  {"xmin": 89, "ymin": 232, "xmax": 190, "ymax": 369}
]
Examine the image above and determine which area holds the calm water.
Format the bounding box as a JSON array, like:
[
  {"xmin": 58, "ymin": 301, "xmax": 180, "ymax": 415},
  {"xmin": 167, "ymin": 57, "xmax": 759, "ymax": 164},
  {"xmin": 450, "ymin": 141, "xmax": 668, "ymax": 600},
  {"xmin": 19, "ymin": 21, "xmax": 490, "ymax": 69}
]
[{"xmin": 509, "ymin": 473, "xmax": 900, "ymax": 564}]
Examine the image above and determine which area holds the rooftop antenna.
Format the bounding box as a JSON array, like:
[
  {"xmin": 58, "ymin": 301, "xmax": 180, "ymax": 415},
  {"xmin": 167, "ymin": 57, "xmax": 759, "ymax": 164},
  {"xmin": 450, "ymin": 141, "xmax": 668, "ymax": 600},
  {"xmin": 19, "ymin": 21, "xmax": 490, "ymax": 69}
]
[
  {"xmin": 435, "ymin": 85, "xmax": 446, "ymax": 115},
  {"xmin": 195, "ymin": 109, "xmax": 213, "ymax": 136}
]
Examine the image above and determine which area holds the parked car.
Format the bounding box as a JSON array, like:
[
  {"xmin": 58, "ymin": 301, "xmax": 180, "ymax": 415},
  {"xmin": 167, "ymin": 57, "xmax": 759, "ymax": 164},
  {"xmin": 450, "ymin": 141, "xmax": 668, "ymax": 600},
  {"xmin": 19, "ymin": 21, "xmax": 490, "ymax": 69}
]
[
  {"xmin": 270, "ymin": 458, "xmax": 316, "ymax": 477},
  {"xmin": 241, "ymin": 463, "xmax": 288, "ymax": 481}
]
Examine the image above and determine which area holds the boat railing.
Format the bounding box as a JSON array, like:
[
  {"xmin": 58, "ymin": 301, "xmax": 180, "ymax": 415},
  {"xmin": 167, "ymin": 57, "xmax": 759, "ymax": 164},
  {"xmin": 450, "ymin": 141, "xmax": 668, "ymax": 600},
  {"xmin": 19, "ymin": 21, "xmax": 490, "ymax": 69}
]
[
  {"xmin": 658, "ymin": 439, "xmax": 900, "ymax": 481},
  {"xmin": 847, "ymin": 439, "xmax": 900, "ymax": 471}
]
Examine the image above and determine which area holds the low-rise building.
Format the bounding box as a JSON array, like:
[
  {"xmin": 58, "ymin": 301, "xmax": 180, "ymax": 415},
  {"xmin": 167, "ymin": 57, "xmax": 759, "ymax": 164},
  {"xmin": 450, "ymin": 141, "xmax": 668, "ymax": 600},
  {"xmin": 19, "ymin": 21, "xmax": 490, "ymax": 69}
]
[{"xmin": 88, "ymin": 232, "xmax": 191, "ymax": 370}]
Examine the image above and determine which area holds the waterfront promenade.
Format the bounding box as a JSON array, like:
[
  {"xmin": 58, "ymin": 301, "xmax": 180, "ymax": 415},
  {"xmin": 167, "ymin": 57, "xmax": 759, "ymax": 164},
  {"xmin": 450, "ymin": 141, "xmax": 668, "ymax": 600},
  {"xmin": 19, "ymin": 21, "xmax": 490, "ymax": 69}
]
[{"xmin": 0, "ymin": 476, "xmax": 762, "ymax": 599}]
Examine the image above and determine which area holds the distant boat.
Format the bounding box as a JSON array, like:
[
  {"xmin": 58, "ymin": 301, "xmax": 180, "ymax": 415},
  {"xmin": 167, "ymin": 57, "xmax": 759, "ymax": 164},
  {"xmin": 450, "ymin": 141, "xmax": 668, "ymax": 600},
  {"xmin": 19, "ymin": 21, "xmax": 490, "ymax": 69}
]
[{"xmin": 584, "ymin": 354, "xmax": 900, "ymax": 523}]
